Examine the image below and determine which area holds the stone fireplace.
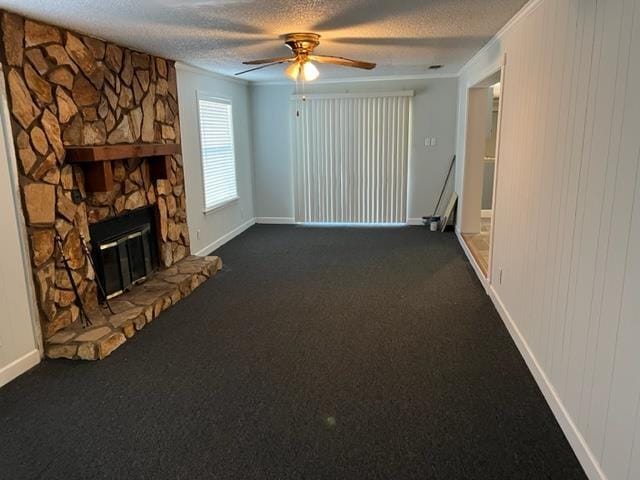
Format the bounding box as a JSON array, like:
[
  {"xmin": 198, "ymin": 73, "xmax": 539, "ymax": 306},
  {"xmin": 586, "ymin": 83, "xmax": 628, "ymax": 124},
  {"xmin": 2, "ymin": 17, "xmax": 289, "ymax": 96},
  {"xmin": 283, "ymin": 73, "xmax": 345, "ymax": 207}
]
[
  {"xmin": 89, "ymin": 205, "xmax": 159, "ymax": 299},
  {"xmin": 1, "ymin": 11, "xmax": 222, "ymax": 359}
]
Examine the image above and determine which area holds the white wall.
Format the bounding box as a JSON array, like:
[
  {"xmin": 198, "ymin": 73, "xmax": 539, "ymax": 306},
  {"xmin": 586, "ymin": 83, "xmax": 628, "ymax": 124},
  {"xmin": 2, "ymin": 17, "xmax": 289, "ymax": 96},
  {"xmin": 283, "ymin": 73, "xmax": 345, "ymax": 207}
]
[
  {"xmin": 0, "ymin": 66, "xmax": 40, "ymax": 387},
  {"xmin": 250, "ymin": 77, "xmax": 458, "ymax": 223},
  {"xmin": 455, "ymin": 1, "xmax": 640, "ymax": 479},
  {"xmin": 176, "ymin": 63, "xmax": 255, "ymax": 254}
]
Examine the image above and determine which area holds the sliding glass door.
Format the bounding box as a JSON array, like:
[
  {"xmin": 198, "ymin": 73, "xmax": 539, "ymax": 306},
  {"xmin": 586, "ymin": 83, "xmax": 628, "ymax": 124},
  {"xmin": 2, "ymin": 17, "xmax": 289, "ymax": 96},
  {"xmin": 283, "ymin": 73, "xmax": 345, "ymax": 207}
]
[{"xmin": 292, "ymin": 92, "xmax": 412, "ymax": 224}]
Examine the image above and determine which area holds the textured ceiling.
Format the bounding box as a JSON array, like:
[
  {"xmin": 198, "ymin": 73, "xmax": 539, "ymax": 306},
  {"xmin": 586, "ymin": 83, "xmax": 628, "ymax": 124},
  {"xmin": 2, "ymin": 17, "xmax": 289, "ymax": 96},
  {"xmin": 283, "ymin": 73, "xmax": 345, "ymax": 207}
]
[{"xmin": 0, "ymin": 0, "xmax": 528, "ymax": 82}]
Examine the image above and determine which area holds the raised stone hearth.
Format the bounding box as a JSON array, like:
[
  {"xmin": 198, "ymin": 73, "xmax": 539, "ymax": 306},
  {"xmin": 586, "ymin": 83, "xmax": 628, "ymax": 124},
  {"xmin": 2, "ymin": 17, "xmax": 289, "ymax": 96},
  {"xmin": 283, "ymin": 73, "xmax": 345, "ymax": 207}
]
[{"xmin": 46, "ymin": 255, "xmax": 222, "ymax": 360}]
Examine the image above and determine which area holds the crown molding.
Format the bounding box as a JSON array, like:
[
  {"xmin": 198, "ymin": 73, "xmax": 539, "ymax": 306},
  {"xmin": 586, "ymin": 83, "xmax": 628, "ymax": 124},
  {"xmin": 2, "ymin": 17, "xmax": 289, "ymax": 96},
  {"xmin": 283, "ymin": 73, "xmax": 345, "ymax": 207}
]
[
  {"xmin": 174, "ymin": 62, "xmax": 249, "ymax": 86},
  {"xmin": 250, "ymin": 71, "xmax": 458, "ymax": 86},
  {"xmin": 457, "ymin": 0, "xmax": 543, "ymax": 77}
]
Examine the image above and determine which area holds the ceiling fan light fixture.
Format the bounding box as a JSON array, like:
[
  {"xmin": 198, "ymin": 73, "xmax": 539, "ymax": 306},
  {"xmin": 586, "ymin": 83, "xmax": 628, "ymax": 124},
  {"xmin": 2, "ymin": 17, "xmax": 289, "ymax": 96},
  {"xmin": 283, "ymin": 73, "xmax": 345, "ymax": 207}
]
[
  {"xmin": 284, "ymin": 59, "xmax": 319, "ymax": 82},
  {"xmin": 236, "ymin": 32, "xmax": 375, "ymax": 79},
  {"xmin": 301, "ymin": 61, "xmax": 319, "ymax": 81},
  {"xmin": 285, "ymin": 61, "xmax": 301, "ymax": 80}
]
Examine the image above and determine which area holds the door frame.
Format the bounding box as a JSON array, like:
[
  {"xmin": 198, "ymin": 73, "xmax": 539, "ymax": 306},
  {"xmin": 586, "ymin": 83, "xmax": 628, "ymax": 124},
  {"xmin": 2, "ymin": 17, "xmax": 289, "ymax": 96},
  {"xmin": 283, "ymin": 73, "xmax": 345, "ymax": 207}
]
[
  {"xmin": 0, "ymin": 63, "xmax": 42, "ymax": 387},
  {"xmin": 460, "ymin": 56, "xmax": 507, "ymax": 282},
  {"xmin": 487, "ymin": 63, "xmax": 506, "ymax": 282}
]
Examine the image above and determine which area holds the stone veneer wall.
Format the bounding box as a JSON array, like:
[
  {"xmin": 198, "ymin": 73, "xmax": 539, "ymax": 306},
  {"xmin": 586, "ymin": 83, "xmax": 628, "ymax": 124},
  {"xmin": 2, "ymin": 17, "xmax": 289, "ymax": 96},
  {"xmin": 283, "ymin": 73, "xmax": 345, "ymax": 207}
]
[{"xmin": 0, "ymin": 11, "xmax": 190, "ymax": 339}]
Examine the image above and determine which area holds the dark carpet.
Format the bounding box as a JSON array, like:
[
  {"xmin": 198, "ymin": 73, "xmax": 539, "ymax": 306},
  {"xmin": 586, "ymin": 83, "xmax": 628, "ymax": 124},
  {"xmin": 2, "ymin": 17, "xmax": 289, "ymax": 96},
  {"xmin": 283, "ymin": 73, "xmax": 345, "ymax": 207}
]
[{"xmin": 0, "ymin": 225, "xmax": 585, "ymax": 479}]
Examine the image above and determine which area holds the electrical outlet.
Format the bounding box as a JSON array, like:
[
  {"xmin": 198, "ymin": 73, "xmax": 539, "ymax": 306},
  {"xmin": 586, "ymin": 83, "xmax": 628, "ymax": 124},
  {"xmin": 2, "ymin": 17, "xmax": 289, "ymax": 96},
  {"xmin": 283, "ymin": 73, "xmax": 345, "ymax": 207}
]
[{"xmin": 196, "ymin": 229, "xmax": 201, "ymax": 240}]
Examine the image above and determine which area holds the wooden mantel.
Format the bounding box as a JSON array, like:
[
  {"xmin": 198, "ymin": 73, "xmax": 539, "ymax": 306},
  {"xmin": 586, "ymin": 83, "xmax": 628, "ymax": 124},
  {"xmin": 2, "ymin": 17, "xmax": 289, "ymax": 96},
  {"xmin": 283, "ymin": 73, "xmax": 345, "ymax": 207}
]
[
  {"xmin": 66, "ymin": 143, "xmax": 181, "ymax": 163},
  {"xmin": 65, "ymin": 143, "xmax": 181, "ymax": 192}
]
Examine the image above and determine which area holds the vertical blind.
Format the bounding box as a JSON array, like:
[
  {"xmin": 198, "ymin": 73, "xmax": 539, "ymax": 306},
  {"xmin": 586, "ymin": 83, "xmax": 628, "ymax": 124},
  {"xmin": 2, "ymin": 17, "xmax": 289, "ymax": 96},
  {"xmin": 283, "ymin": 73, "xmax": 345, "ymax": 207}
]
[
  {"xmin": 292, "ymin": 93, "xmax": 412, "ymax": 224},
  {"xmin": 197, "ymin": 96, "xmax": 238, "ymax": 211}
]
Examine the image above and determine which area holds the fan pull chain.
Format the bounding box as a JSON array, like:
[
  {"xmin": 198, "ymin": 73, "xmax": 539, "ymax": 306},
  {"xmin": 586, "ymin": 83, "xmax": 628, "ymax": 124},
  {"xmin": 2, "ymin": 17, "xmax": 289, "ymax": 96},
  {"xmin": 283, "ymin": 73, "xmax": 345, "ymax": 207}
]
[
  {"xmin": 296, "ymin": 75, "xmax": 300, "ymax": 117},
  {"xmin": 295, "ymin": 75, "xmax": 307, "ymax": 117}
]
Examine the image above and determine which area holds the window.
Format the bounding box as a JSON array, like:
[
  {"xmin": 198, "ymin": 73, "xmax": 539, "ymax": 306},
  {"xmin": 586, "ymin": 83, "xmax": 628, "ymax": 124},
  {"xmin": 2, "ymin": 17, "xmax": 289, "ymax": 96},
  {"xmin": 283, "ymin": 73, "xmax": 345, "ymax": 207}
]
[{"xmin": 197, "ymin": 95, "xmax": 238, "ymax": 212}]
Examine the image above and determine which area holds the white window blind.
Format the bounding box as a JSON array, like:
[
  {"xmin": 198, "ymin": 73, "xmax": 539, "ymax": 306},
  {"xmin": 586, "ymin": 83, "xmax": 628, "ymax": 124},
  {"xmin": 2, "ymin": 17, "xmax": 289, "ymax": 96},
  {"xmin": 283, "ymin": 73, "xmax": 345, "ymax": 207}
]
[
  {"xmin": 197, "ymin": 96, "xmax": 238, "ymax": 212},
  {"xmin": 292, "ymin": 92, "xmax": 412, "ymax": 224}
]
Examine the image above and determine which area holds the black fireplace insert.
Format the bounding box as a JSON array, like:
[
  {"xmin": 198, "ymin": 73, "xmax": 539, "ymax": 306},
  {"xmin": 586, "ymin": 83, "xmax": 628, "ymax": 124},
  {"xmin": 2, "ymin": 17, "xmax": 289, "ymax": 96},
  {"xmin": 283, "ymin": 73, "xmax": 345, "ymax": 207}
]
[{"xmin": 89, "ymin": 206, "xmax": 159, "ymax": 300}]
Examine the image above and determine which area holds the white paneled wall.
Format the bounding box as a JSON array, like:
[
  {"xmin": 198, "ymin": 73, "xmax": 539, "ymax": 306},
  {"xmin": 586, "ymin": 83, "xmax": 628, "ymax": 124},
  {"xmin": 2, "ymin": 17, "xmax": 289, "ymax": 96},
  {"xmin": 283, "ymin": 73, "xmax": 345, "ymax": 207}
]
[{"xmin": 456, "ymin": 0, "xmax": 640, "ymax": 479}]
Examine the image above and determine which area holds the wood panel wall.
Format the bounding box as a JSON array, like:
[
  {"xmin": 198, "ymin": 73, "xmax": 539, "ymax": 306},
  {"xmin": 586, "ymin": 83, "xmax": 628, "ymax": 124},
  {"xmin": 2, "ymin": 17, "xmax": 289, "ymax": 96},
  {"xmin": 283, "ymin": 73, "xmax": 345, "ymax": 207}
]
[{"xmin": 456, "ymin": 1, "xmax": 640, "ymax": 479}]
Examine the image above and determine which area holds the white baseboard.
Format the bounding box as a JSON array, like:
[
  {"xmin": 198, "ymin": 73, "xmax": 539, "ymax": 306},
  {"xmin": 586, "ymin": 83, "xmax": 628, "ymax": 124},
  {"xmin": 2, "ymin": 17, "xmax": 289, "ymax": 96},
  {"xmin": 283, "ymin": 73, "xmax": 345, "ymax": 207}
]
[
  {"xmin": 257, "ymin": 217, "xmax": 427, "ymax": 226},
  {"xmin": 255, "ymin": 217, "xmax": 296, "ymax": 224},
  {"xmin": 193, "ymin": 218, "xmax": 256, "ymax": 256},
  {"xmin": 0, "ymin": 349, "xmax": 40, "ymax": 388},
  {"xmin": 488, "ymin": 288, "xmax": 605, "ymax": 480},
  {"xmin": 455, "ymin": 233, "xmax": 605, "ymax": 480},
  {"xmin": 406, "ymin": 218, "xmax": 425, "ymax": 226}
]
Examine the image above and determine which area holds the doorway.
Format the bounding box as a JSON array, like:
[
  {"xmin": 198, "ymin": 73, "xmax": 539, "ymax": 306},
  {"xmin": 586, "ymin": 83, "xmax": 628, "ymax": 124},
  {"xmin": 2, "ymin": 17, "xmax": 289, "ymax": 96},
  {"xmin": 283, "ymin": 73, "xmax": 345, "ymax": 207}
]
[{"xmin": 461, "ymin": 69, "xmax": 503, "ymax": 278}]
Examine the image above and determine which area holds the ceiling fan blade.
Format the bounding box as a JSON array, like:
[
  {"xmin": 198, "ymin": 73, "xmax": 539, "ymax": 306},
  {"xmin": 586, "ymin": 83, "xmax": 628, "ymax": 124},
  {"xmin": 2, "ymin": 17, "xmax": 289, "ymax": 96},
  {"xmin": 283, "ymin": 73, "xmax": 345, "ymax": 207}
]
[
  {"xmin": 235, "ymin": 61, "xmax": 288, "ymax": 76},
  {"xmin": 309, "ymin": 55, "xmax": 376, "ymax": 70},
  {"xmin": 242, "ymin": 56, "xmax": 294, "ymax": 65}
]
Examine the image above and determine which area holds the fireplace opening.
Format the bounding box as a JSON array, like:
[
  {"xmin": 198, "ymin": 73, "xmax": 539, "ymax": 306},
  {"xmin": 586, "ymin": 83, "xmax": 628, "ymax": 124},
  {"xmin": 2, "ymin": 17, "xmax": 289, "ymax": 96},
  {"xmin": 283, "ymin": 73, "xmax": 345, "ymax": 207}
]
[{"xmin": 89, "ymin": 206, "xmax": 159, "ymax": 300}]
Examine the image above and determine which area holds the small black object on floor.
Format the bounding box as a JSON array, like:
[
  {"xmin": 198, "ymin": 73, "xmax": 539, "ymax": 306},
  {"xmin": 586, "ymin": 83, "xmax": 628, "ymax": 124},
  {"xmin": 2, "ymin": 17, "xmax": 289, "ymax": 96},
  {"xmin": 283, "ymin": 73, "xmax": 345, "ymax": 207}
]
[{"xmin": 0, "ymin": 225, "xmax": 585, "ymax": 479}]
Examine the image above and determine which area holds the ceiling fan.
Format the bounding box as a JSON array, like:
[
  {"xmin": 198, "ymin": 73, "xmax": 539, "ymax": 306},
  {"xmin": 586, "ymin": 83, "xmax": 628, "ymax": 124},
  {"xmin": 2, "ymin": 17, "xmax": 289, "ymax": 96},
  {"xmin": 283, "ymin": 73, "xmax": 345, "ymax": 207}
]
[{"xmin": 235, "ymin": 32, "xmax": 376, "ymax": 81}]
